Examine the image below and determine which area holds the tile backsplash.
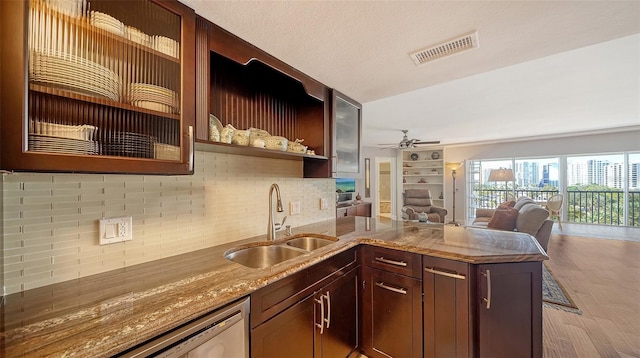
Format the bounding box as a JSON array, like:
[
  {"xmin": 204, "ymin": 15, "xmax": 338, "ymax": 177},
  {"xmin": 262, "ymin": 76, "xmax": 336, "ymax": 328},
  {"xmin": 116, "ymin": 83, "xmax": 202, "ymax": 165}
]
[{"xmin": 1, "ymin": 151, "xmax": 336, "ymax": 294}]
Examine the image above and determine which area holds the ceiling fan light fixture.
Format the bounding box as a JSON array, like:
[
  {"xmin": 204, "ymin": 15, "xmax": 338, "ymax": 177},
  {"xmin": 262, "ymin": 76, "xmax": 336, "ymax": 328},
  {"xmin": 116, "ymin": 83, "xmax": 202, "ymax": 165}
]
[
  {"xmin": 377, "ymin": 129, "xmax": 440, "ymax": 149},
  {"xmin": 410, "ymin": 31, "xmax": 479, "ymax": 66}
]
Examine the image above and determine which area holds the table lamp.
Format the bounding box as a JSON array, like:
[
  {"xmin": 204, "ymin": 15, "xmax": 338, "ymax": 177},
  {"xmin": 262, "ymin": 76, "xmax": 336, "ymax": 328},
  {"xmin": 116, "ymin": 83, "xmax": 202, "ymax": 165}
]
[{"xmin": 488, "ymin": 168, "xmax": 515, "ymax": 202}]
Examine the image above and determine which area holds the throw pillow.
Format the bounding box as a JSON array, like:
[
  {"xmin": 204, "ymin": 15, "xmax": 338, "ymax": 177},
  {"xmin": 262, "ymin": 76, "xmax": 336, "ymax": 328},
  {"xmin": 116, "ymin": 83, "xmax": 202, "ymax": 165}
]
[
  {"xmin": 516, "ymin": 204, "xmax": 550, "ymax": 236},
  {"xmin": 497, "ymin": 200, "xmax": 516, "ymax": 210},
  {"xmin": 514, "ymin": 197, "xmax": 536, "ymax": 210},
  {"xmin": 487, "ymin": 208, "xmax": 519, "ymax": 231}
]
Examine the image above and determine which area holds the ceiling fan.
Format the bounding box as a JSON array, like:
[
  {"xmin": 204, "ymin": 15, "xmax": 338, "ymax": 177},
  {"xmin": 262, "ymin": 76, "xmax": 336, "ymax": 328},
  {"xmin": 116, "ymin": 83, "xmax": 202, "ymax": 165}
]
[{"xmin": 378, "ymin": 130, "xmax": 440, "ymax": 149}]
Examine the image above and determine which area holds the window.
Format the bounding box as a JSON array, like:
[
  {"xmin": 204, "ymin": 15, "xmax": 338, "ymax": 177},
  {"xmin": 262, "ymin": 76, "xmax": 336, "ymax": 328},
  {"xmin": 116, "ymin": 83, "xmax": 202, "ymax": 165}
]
[
  {"xmin": 629, "ymin": 153, "xmax": 640, "ymax": 226},
  {"xmin": 467, "ymin": 152, "xmax": 639, "ymax": 227},
  {"xmin": 566, "ymin": 154, "xmax": 625, "ymax": 225},
  {"xmin": 467, "ymin": 157, "xmax": 559, "ymax": 218}
]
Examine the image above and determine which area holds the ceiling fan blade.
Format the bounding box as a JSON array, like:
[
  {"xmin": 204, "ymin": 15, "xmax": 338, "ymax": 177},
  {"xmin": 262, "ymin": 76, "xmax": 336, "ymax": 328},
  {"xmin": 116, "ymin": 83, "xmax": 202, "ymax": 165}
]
[{"xmin": 414, "ymin": 140, "xmax": 441, "ymax": 145}]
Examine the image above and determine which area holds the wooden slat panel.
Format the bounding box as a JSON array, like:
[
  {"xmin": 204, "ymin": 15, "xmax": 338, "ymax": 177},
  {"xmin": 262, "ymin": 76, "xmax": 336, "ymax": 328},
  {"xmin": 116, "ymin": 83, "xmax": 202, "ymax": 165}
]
[
  {"xmin": 209, "ymin": 53, "xmax": 301, "ymax": 140},
  {"xmin": 195, "ymin": 16, "xmax": 209, "ymax": 141}
]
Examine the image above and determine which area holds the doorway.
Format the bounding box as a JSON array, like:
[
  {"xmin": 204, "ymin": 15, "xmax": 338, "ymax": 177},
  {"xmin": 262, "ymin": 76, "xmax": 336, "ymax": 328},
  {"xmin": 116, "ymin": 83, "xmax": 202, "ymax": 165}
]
[{"xmin": 375, "ymin": 157, "xmax": 396, "ymax": 219}]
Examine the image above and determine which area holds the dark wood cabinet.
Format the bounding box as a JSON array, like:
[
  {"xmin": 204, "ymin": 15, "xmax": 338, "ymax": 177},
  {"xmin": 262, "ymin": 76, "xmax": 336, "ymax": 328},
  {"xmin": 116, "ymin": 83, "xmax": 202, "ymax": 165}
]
[
  {"xmin": 361, "ymin": 246, "xmax": 422, "ymax": 358},
  {"xmin": 194, "ymin": 17, "xmax": 333, "ymax": 178},
  {"xmin": 246, "ymin": 295, "xmax": 315, "ymax": 358},
  {"xmin": 423, "ymin": 256, "xmax": 471, "ymax": 358},
  {"xmin": 251, "ymin": 269, "xmax": 359, "ymax": 358},
  {"xmin": 422, "ymin": 257, "xmax": 542, "ymax": 358},
  {"xmin": 315, "ymin": 268, "xmax": 359, "ymax": 357},
  {"xmin": 361, "ymin": 267, "xmax": 422, "ymax": 358},
  {"xmin": 250, "ymin": 248, "xmax": 359, "ymax": 358},
  {"xmin": 476, "ymin": 261, "xmax": 542, "ymax": 358},
  {"xmin": 336, "ymin": 202, "xmax": 371, "ymax": 218},
  {"xmin": 0, "ymin": 0, "xmax": 196, "ymax": 174}
]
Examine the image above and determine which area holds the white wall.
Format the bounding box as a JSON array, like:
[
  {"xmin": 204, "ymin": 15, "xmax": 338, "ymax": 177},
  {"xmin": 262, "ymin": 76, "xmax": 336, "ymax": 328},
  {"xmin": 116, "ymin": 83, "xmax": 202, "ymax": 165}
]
[{"xmin": 443, "ymin": 129, "xmax": 640, "ymax": 222}]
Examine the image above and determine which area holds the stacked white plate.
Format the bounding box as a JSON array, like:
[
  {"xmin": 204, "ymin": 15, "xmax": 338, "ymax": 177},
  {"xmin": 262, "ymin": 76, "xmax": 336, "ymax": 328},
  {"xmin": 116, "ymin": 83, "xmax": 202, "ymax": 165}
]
[
  {"xmin": 29, "ymin": 50, "xmax": 121, "ymax": 101},
  {"xmin": 126, "ymin": 83, "xmax": 179, "ymax": 114},
  {"xmin": 154, "ymin": 36, "xmax": 179, "ymax": 58},
  {"xmin": 90, "ymin": 11, "xmax": 125, "ymax": 37},
  {"xmin": 31, "ymin": 119, "xmax": 98, "ymax": 141},
  {"xmin": 29, "ymin": 134, "xmax": 100, "ymax": 155},
  {"xmin": 43, "ymin": 0, "xmax": 86, "ymax": 18},
  {"xmin": 127, "ymin": 26, "xmax": 152, "ymax": 47}
]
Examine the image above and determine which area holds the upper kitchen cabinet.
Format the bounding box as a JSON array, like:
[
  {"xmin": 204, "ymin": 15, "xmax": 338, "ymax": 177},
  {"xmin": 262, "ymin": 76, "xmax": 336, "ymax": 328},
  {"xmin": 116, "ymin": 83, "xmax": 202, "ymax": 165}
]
[
  {"xmin": 0, "ymin": 0, "xmax": 196, "ymax": 174},
  {"xmin": 195, "ymin": 17, "xmax": 332, "ymax": 178},
  {"xmin": 331, "ymin": 90, "xmax": 362, "ymax": 178}
]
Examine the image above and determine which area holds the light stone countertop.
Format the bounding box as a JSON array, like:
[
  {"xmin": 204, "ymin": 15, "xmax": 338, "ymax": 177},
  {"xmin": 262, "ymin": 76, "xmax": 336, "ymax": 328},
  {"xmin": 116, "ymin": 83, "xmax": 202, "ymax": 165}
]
[{"xmin": 0, "ymin": 217, "xmax": 548, "ymax": 357}]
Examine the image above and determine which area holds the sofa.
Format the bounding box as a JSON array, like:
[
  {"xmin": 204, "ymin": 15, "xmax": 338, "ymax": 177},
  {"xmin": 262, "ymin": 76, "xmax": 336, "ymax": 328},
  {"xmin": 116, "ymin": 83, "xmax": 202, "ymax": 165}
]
[
  {"xmin": 471, "ymin": 196, "xmax": 553, "ymax": 251},
  {"xmin": 401, "ymin": 189, "xmax": 447, "ymax": 223}
]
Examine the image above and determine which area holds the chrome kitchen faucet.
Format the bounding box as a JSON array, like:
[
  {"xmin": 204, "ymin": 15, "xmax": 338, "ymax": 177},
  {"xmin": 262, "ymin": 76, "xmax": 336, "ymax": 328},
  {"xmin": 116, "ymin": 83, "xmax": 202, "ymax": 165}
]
[{"xmin": 267, "ymin": 183, "xmax": 286, "ymax": 241}]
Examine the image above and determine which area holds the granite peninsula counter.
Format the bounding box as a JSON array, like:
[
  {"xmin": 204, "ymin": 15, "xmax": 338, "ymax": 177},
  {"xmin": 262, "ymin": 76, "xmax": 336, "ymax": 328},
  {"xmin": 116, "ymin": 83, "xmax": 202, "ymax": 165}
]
[{"xmin": 0, "ymin": 217, "xmax": 548, "ymax": 357}]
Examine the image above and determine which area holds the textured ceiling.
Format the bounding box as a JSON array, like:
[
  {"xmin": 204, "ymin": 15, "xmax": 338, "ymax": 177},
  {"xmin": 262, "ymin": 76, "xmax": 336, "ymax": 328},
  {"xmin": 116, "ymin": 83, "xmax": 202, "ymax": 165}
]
[{"xmin": 181, "ymin": 0, "xmax": 640, "ymax": 146}]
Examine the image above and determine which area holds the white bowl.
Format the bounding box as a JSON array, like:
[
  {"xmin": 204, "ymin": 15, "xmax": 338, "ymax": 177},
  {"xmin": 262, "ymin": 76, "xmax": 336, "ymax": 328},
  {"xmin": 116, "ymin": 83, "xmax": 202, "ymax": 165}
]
[
  {"xmin": 232, "ymin": 129, "xmax": 250, "ymax": 146},
  {"xmin": 263, "ymin": 136, "xmax": 288, "ymax": 151}
]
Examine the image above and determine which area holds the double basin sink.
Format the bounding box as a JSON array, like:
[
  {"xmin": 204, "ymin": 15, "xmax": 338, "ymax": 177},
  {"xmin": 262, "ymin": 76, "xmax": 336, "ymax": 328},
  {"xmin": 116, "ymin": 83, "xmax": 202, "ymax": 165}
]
[{"xmin": 224, "ymin": 235, "xmax": 339, "ymax": 269}]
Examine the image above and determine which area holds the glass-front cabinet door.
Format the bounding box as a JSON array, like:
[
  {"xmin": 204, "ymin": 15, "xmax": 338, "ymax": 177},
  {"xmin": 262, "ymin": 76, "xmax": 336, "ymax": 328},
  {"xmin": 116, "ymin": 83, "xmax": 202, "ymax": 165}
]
[
  {"xmin": 332, "ymin": 90, "xmax": 362, "ymax": 177},
  {"xmin": 0, "ymin": 0, "xmax": 195, "ymax": 174}
]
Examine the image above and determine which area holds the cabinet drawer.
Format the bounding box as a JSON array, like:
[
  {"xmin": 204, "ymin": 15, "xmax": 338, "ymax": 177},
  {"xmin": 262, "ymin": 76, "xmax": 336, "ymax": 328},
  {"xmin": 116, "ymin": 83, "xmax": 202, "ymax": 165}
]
[
  {"xmin": 423, "ymin": 256, "xmax": 469, "ymax": 281},
  {"xmin": 363, "ymin": 246, "xmax": 422, "ymax": 278}
]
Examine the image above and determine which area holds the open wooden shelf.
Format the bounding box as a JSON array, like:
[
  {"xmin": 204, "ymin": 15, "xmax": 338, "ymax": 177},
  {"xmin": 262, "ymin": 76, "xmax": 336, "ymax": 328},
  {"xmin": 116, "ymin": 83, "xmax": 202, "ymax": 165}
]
[{"xmin": 195, "ymin": 140, "xmax": 328, "ymax": 161}]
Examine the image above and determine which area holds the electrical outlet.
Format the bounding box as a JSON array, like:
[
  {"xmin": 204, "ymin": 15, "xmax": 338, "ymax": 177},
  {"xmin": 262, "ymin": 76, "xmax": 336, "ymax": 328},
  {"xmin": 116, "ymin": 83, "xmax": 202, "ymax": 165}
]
[
  {"xmin": 289, "ymin": 201, "xmax": 301, "ymax": 215},
  {"xmin": 320, "ymin": 198, "xmax": 329, "ymax": 210},
  {"xmin": 99, "ymin": 216, "xmax": 133, "ymax": 245}
]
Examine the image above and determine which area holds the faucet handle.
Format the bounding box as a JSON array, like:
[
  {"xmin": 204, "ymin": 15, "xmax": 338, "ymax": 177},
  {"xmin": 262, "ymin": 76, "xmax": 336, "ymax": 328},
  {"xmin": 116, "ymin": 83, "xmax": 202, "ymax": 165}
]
[{"xmin": 274, "ymin": 216, "xmax": 288, "ymax": 231}]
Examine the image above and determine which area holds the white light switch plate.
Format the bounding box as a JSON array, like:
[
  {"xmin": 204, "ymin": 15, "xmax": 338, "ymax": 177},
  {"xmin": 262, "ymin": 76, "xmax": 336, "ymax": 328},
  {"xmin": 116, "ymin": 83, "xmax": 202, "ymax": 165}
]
[
  {"xmin": 289, "ymin": 201, "xmax": 301, "ymax": 215},
  {"xmin": 99, "ymin": 216, "xmax": 133, "ymax": 245},
  {"xmin": 320, "ymin": 198, "xmax": 329, "ymax": 210}
]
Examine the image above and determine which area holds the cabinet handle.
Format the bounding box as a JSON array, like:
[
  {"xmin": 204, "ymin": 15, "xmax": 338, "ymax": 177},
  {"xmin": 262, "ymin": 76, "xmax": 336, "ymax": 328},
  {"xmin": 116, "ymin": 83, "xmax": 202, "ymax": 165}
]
[
  {"xmin": 188, "ymin": 125, "xmax": 194, "ymax": 172},
  {"xmin": 425, "ymin": 267, "xmax": 466, "ymax": 280},
  {"xmin": 324, "ymin": 291, "xmax": 331, "ymax": 328},
  {"xmin": 482, "ymin": 269, "xmax": 492, "ymax": 309},
  {"xmin": 375, "ymin": 256, "xmax": 407, "ymax": 267},
  {"xmin": 315, "ymin": 296, "xmax": 325, "ymax": 334},
  {"xmin": 375, "ymin": 281, "xmax": 407, "ymax": 295}
]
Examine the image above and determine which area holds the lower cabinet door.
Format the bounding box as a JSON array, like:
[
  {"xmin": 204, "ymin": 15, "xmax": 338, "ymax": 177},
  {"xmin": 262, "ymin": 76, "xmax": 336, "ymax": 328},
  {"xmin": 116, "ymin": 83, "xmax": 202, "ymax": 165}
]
[
  {"xmin": 251, "ymin": 295, "xmax": 315, "ymax": 358},
  {"xmin": 477, "ymin": 261, "xmax": 542, "ymax": 358},
  {"xmin": 361, "ymin": 267, "xmax": 422, "ymax": 358},
  {"xmin": 317, "ymin": 267, "xmax": 359, "ymax": 357},
  {"xmin": 423, "ymin": 256, "xmax": 471, "ymax": 358}
]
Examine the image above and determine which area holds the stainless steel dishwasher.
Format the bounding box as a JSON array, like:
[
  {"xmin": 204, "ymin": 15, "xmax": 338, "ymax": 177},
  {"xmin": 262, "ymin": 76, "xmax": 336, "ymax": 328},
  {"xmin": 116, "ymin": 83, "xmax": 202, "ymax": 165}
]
[{"xmin": 119, "ymin": 297, "xmax": 250, "ymax": 358}]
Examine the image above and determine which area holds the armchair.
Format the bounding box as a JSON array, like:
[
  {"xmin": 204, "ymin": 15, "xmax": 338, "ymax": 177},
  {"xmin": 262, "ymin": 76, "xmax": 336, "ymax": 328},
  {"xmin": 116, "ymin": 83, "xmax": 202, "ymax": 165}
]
[{"xmin": 401, "ymin": 189, "xmax": 447, "ymax": 223}]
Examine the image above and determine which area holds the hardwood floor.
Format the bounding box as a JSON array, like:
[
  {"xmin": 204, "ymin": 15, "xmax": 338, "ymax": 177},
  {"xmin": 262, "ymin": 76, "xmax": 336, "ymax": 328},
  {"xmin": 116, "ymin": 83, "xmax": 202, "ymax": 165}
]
[{"xmin": 543, "ymin": 231, "xmax": 640, "ymax": 357}]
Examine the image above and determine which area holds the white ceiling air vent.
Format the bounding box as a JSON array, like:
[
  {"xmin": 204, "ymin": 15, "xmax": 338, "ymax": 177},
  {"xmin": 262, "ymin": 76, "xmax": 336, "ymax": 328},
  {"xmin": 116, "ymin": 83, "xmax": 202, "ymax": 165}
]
[{"xmin": 410, "ymin": 31, "xmax": 479, "ymax": 66}]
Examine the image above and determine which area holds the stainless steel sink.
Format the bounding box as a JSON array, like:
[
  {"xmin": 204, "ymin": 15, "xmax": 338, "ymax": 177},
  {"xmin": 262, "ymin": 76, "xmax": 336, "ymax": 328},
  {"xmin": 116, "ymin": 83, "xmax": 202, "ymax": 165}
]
[
  {"xmin": 224, "ymin": 245, "xmax": 307, "ymax": 269},
  {"xmin": 285, "ymin": 236, "xmax": 338, "ymax": 251}
]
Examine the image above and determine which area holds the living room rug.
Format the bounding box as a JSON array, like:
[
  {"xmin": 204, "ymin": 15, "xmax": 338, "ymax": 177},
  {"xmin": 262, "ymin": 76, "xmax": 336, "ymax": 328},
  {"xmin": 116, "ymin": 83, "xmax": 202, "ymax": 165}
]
[{"xmin": 542, "ymin": 264, "xmax": 582, "ymax": 314}]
